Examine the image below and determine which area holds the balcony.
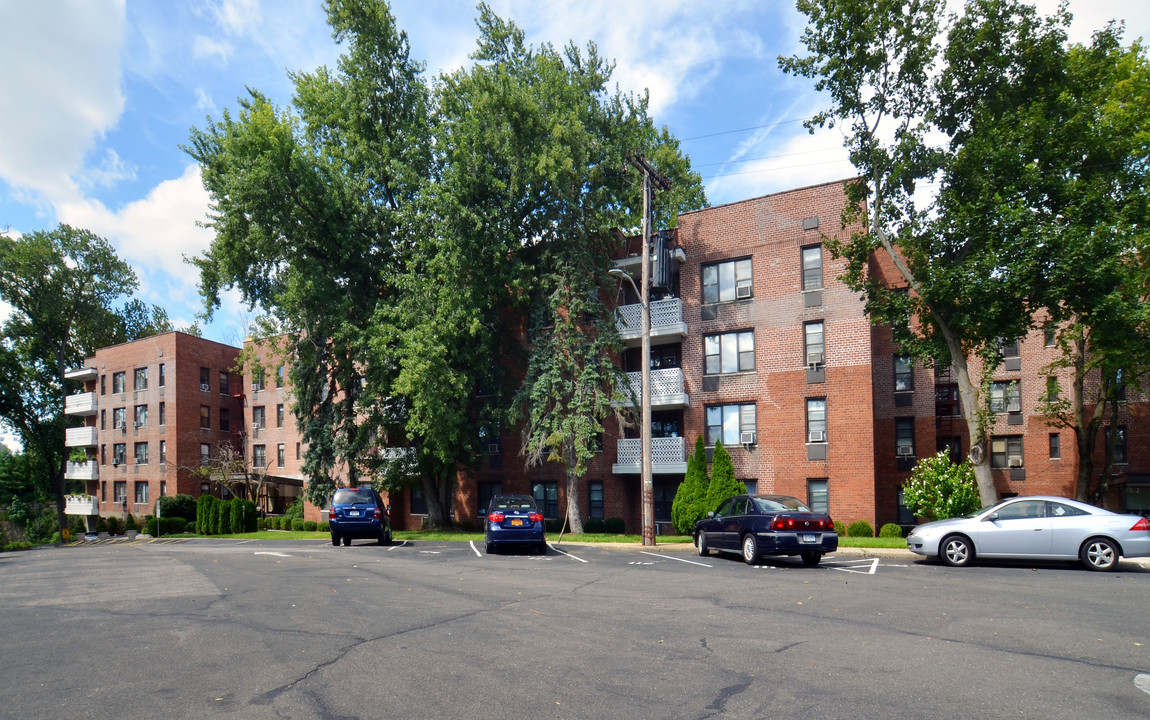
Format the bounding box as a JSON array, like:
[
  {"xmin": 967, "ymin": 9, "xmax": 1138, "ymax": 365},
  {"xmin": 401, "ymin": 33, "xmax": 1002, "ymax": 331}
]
[
  {"xmin": 65, "ymin": 426, "xmax": 99, "ymax": 447},
  {"xmin": 64, "ymin": 460, "xmax": 99, "ymax": 481},
  {"xmin": 612, "ymin": 436, "xmax": 688, "ymax": 474},
  {"xmin": 64, "ymin": 392, "xmax": 98, "ymax": 416},
  {"xmin": 615, "ymin": 298, "xmax": 688, "ymax": 347},
  {"xmin": 64, "ymin": 366, "xmax": 97, "ymax": 381},
  {"xmin": 64, "ymin": 494, "xmax": 99, "ymax": 515},
  {"xmin": 615, "ymin": 367, "xmax": 689, "ymax": 409}
]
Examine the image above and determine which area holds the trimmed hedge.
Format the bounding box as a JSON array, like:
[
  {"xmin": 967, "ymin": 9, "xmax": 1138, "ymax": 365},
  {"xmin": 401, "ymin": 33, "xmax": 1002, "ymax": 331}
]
[
  {"xmin": 145, "ymin": 516, "xmax": 188, "ymax": 535},
  {"xmin": 833, "ymin": 520, "xmax": 846, "ymax": 536},
  {"xmin": 318, "ymin": 522, "xmax": 330, "ymax": 533},
  {"xmin": 847, "ymin": 520, "xmax": 874, "ymax": 538},
  {"xmin": 303, "ymin": 520, "xmax": 317, "ymax": 531},
  {"xmin": 879, "ymin": 523, "xmax": 904, "ymax": 538},
  {"xmin": 604, "ymin": 517, "xmax": 625, "ymax": 534},
  {"xmin": 291, "ymin": 519, "xmax": 305, "ymax": 531}
]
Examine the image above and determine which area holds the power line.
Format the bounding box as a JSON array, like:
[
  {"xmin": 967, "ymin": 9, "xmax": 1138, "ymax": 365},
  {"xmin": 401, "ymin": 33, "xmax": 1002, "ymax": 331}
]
[
  {"xmin": 699, "ymin": 157, "xmax": 853, "ymax": 182},
  {"xmin": 680, "ymin": 117, "xmax": 811, "ymax": 142},
  {"xmin": 692, "ymin": 146, "xmax": 844, "ymax": 169}
]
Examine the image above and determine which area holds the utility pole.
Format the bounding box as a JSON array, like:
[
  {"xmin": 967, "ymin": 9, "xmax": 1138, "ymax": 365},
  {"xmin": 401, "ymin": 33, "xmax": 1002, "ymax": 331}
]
[{"xmin": 624, "ymin": 152, "xmax": 670, "ymax": 547}]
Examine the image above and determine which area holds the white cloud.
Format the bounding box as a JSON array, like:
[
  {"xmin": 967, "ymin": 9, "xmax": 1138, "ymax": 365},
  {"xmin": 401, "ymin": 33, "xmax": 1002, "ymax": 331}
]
[
  {"xmin": 195, "ymin": 87, "xmax": 217, "ymax": 113},
  {"xmin": 212, "ymin": 0, "xmax": 262, "ymax": 35},
  {"xmin": 81, "ymin": 149, "xmax": 137, "ymax": 189},
  {"xmin": 193, "ymin": 35, "xmax": 233, "ymax": 63},
  {"xmin": 0, "ymin": 1, "xmax": 126, "ymax": 201}
]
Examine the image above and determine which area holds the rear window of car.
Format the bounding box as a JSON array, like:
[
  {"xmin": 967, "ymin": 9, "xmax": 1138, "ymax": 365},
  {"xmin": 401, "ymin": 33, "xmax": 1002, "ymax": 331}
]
[
  {"xmin": 753, "ymin": 496, "xmax": 811, "ymax": 513},
  {"xmin": 491, "ymin": 497, "xmax": 536, "ymax": 511},
  {"xmin": 333, "ymin": 489, "xmax": 376, "ymax": 505}
]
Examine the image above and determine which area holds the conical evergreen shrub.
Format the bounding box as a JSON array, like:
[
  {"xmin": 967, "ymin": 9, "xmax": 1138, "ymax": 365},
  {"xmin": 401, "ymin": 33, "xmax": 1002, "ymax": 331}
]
[{"xmin": 672, "ymin": 436, "xmax": 709, "ymax": 535}]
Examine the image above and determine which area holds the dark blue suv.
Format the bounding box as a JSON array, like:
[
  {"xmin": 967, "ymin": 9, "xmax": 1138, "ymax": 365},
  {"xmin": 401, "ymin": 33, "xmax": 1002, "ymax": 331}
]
[{"xmin": 329, "ymin": 487, "xmax": 392, "ymax": 546}]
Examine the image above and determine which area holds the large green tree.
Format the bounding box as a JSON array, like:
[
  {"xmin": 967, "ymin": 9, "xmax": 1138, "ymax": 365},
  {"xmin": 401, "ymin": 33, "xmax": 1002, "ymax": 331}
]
[{"xmin": 0, "ymin": 224, "xmax": 140, "ymax": 533}]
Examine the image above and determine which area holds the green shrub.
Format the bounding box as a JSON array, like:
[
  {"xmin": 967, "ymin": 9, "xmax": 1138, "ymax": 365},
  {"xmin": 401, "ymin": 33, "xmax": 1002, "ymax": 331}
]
[
  {"xmin": 318, "ymin": 522, "xmax": 330, "ymax": 533},
  {"xmin": 284, "ymin": 497, "xmax": 305, "ymax": 521},
  {"xmin": 96, "ymin": 516, "xmax": 109, "ymax": 533},
  {"xmin": 583, "ymin": 518, "xmax": 605, "ymax": 534},
  {"xmin": 68, "ymin": 515, "xmax": 86, "ymax": 537},
  {"xmin": 185, "ymin": 522, "xmax": 196, "ymax": 534},
  {"xmin": 303, "ymin": 520, "xmax": 317, "ymax": 532},
  {"xmin": 604, "ymin": 517, "xmax": 625, "ymax": 534},
  {"xmin": 50, "ymin": 531, "xmax": 62, "ymax": 544},
  {"xmin": 847, "ymin": 520, "xmax": 874, "ymax": 538},
  {"xmin": 879, "ymin": 523, "xmax": 904, "ymax": 538},
  {"xmin": 291, "ymin": 519, "xmax": 305, "ymax": 531},
  {"xmin": 902, "ymin": 451, "xmax": 981, "ymax": 522},
  {"xmin": 243, "ymin": 500, "xmax": 258, "ymax": 532},
  {"xmin": 157, "ymin": 494, "xmax": 197, "ymax": 524},
  {"xmin": 833, "ymin": 520, "xmax": 845, "ymax": 536},
  {"xmin": 3, "ymin": 541, "xmax": 33, "ymax": 552},
  {"xmin": 146, "ymin": 516, "xmax": 188, "ymax": 535},
  {"xmin": 210, "ymin": 499, "xmax": 223, "ymax": 535},
  {"xmin": 257, "ymin": 519, "xmax": 268, "ymax": 531},
  {"xmin": 104, "ymin": 516, "xmax": 121, "ymax": 535},
  {"xmin": 227, "ymin": 499, "xmax": 244, "ymax": 534},
  {"xmin": 672, "ymin": 435, "xmax": 710, "ymax": 535},
  {"xmin": 125, "ymin": 513, "xmax": 139, "ymax": 533},
  {"xmin": 25, "ymin": 510, "xmax": 58, "ymax": 543},
  {"xmin": 196, "ymin": 494, "xmax": 213, "ymax": 535},
  {"xmin": 705, "ymin": 441, "xmax": 744, "ymax": 514}
]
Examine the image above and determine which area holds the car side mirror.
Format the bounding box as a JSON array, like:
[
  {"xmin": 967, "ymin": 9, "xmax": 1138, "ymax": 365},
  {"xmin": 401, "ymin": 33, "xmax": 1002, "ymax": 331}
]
[
  {"xmin": 707, "ymin": 511, "xmax": 716, "ymax": 519},
  {"xmin": 985, "ymin": 512, "xmax": 999, "ymax": 522}
]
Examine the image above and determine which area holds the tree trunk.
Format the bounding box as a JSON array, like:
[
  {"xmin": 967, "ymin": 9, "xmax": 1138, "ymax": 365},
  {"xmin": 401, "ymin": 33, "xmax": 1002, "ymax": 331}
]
[
  {"xmin": 1071, "ymin": 336, "xmax": 1106, "ymax": 502},
  {"xmin": 565, "ymin": 468, "xmax": 583, "ymax": 535},
  {"xmin": 422, "ymin": 468, "xmax": 455, "ymax": 529},
  {"xmin": 53, "ymin": 461, "xmax": 68, "ymax": 538}
]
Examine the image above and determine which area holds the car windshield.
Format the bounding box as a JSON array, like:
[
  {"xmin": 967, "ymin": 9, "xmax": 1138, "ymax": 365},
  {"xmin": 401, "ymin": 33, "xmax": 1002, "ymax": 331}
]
[
  {"xmin": 332, "ymin": 489, "xmax": 375, "ymax": 505},
  {"xmin": 753, "ymin": 496, "xmax": 811, "ymax": 513},
  {"xmin": 966, "ymin": 502, "xmax": 1007, "ymax": 518},
  {"xmin": 492, "ymin": 498, "xmax": 536, "ymax": 511}
]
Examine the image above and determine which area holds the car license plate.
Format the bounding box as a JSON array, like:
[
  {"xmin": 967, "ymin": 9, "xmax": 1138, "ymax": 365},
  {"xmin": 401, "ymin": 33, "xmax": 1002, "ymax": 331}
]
[
  {"xmin": 348, "ymin": 510, "xmax": 360, "ymax": 517},
  {"xmin": 801, "ymin": 533, "xmax": 817, "ymax": 543},
  {"xmin": 511, "ymin": 519, "xmax": 524, "ymax": 526}
]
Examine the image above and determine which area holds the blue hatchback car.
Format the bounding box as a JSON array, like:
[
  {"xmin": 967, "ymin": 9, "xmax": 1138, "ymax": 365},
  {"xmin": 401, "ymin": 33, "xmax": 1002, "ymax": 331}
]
[
  {"xmin": 329, "ymin": 487, "xmax": 392, "ymax": 546},
  {"xmin": 485, "ymin": 494, "xmax": 546, "ymax": 554}
]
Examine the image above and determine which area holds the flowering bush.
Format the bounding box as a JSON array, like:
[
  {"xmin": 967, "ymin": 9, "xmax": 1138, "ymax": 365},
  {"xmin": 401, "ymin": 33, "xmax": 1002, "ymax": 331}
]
[{"xmin": 902, "ymin": 451, "xmax": 981, "ymax": 522}]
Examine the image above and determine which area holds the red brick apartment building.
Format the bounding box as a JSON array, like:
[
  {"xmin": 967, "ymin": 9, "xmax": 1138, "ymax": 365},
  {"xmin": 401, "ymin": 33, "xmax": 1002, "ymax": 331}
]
[{"xmin": 64, "ymin": 180, "xmax": 1150, "ymax": 529}]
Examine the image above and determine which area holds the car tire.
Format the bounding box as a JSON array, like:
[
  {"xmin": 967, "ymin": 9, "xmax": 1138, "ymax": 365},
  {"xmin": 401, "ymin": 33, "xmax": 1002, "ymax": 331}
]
[
  {"xmin": 695, "ymin": 532, "xmax": 709, "ymax": 557},
  {"xmin": 1080, "ymin": 537, "xmax": 1120, "ymax": 571},
  {"xmin": 801, "ymin": 551, "xmax": 821, "ymax": 567},
  {"xmin": 742, "ymin": 534, "xmax": 759, "ymax": 565},
  {"xmin": 940, "ymin": 534, "xmax": 974, "ymax": 567},
  {"xmin": 537, "ymin": 541, "xmax": 547, "ymax": 555},
  {"xmin": 485, "ymin": 542, "xmax": 495, "ymax": 554},
  {"xmin": 331, "ymin": 533, "xmax": 340, "ymax": 547},
  {"xmin": 342, "ymin": 535, "xmax": 351, "ymax": 546},
  {"xmin": 378, "ymin": 531, "xmax": 389, "ymax": 546}
]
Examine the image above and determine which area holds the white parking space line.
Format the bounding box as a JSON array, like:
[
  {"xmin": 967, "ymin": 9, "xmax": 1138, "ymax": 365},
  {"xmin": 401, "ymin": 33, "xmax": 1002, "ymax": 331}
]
[
  {"xmin": 548, "ymin": 543, "xmax": 587, "ymax": 563},
  {"xmin": 639, "ymin": 551, "xmax": 713, "ymax": 568},
  {"xmin": 254, "ymin": 551, "xmax": 291, "ymax": 558},
  {"xmin": 388, "ymin": 540, "xmax": 409, "ymax": 551},
  {"xmin": 468, "ymin": 541, "xmax": 482, "ymax": 558},
  {"xmin": 1135, "ymin": 673, "xmax": 1150, "ymax": 697},
  {"xmin": 829, "ymin": 558, "xmax": 879, "ymax": 575}
]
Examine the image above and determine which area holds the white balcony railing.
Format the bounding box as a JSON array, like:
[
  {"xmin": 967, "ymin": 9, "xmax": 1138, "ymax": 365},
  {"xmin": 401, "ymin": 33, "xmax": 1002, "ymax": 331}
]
[
  {"xmin": 612, "ymin": 436, "xmax": 688, "ymax": 474},
  {"xmin": 64, "ymin": 366, "xmax": 97, "ymax": 381},
  {"xmin": 65, "ymin": 494, "xmax": 99, "ymax": 515},
  {"xmin": 64, "ymin": 392, "xmax": 98, "ymax": 416},
  {"xmin": 64, "ymin": 460, "xmax": 99, "ymax": 482},
  {"xmin": 65, "ymin": 426, "xmax": 99, "ymax": 447},
  {"xmin": 615, "ymin": 298, "xmax": 688, "ymax": 346},
  {"xmin": 615, "ymin": 367, "xmax": 689, "ymax": 409}
]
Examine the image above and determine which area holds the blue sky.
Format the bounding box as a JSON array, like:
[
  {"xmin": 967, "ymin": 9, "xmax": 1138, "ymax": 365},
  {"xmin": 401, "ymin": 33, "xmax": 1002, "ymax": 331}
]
[{"xmin": 1, "ymin": 0, "xmax": 1147, "ymax": 347}]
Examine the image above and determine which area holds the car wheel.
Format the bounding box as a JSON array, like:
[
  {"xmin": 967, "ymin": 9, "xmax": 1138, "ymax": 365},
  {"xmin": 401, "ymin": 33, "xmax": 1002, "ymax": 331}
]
[
  {"xmin": 485, "ymin": 542, "xmax": 495, "ymax": 554},
  {"xmin": 378, "ymin": 531, "xmax": 388, "ymax": 546},
  {"xmin": 384, "ymin": 528, "xmax": 392, "ymax": 544},
  {"xmin": 695, "ymin": 532, "xmax": 709, "ymax": 557},
  {"xmin": 342, "ymin": 535, "xmax": 351, "ymax": 546},
  {"xmin": 1080, "ymin": 537, "xmax": 1120, "ymax": 571},
  {"xmin": 538, "ymin": 541, "xmax": 547, "ymax": 555},
  {"xmin": 940, "ymin": 534, "xmax": 974, "ymax": 567},
  {"xmin": 742, "ymin": 534, "xmax": 759, "ymax": 565},
  {"xmin": 331, "ymin": 533, "xmax": 340, "ymax": 547},
  {"xmin": 801, "ymin": 552, "xmax": 822, "ymax": 567}
]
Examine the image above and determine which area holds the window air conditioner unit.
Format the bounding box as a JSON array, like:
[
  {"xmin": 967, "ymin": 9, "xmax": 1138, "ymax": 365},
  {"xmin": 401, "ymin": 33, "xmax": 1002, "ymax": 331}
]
[
  {"xmin": 488, "ymin": 444, "xmax": 501, "ymax": 454},
  {"xmin": 806, "ymin": 351, "xmax": 824, "ymax": 367},
  {"xmin": 735, "ymin": 283, "xmax": 752, "ymax": 299},
  {"xmin": 897, "ymin": 445, "xmax": 914, "ymax": 457},
  {"xmin": 740, "ymin": 431, "xmax": 757, "ymax": 446},
  {"xmin": 133, "ymin": 421, "xmax": 141, "ymax": 429},
  {"xmin": 1008, "ymin": 457, "xmax": 1023, "ymax": 468},
  {"xmin": 252, "ymin": 383, "xmax": 260, "ymax": 391},
  {"xmin": 121, "ymin": 426, "xmax": 126, "ymax": 435},
  {"xmin": 808, "ymin": 430, "xmax": 825, "ymax": 443},
  {"xmin": 200, "ymin": 384, "xmax": 210, "ymax": 392}
]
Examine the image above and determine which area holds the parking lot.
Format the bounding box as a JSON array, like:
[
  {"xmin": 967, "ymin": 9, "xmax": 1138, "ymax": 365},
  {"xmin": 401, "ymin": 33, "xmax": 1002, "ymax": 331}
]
[{"xmin": 2, "ymin": 538, "xmax": 1148, "ymax": 719}]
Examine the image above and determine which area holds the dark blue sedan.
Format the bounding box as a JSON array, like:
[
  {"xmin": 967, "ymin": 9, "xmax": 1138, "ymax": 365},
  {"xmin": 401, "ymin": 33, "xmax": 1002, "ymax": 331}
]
[
  {"xmin": 329, "ymin": 487, "xmax": 392, "ymax": 546},
  {"xmin": 694, "ymin": 494, "xmax": 837, "ymax": 566},
  {"xmin": 485, "ymin": 494, "xmax": 546, "ymax": 554}
]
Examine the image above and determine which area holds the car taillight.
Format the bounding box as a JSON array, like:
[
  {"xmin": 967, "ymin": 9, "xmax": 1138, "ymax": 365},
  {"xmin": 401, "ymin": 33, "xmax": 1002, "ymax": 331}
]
[
  {"xmin": 1131, "ymin": 517, "xmax": 1150, "ymax": 532},
  {"xmin": 825, "ymin": 517, "xmax": 834, "ymax": 531},
  {"xmin": 489, "ymin": 512, "xmax": 505, "ymax": 522},
  {"xmin": 373, "ymin": 508, "xmax": 381, "ymax": 519},
  {"xmin": 771, "ymin": 517, "xmax": 797, "ymax": 530},
  {"xmin": 529, "ymin": 512, "xmax": 543, "ymax": 522}
]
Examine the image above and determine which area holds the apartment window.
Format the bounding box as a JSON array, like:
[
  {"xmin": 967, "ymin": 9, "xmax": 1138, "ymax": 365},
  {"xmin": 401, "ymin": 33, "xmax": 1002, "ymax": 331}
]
[
  {"xmin": 160, "ymin": 480, "xmax": 167, "ymax": 497},
  {"xmin": 1106, "ymin": 426, "xmax": 1128, "ymax": 464},
  {"xmin": 158, "ymin": 363, "xmax": 165, "ymax": 387},
  {"xmin": 199, "ymin": 367, "xmax": 210, "ymax": 392},
  {"xmin": 112, "ymin": 371, "xmax": 125, "ymax": 394},
  {"xmin": 253, "ymin": 444, "xmax": 267, "ymax": 468},
  {"xmin": 1115, "ymin": 368, "xmax": 1127, "ymax": 402},
  {"xmin": 1000, "ymin": 339, "xmax": 1020, "ymax": 359},
  {"xmin": 990, "ymin": 436, "xmax": 1023, "ymax": 469},
  {"xmin": 159, "ymin": 440, "xmax": 167, "ymax": 465},
  {"xmin": 1049, "ymin": 433, "xmax": 1060, "ymax": 460},
  {"xmin": 702, "ymin": 257, "xmax": 753, "ymax": 304},
  {"xmin": 134, "ymin": 405, "xmax": 147, "ymax": 428},
  {"xmin": 654, "ymin": 481, "xmax": 677, "ymax": 522},
  {"xmin": 276, "ymin": 365, "xmax": 285, "ymax": 388},
  {"xmin": 742, "ymin": 479, "xmax": 758, "ymax": 495},
  {"xmin": 1045, "ymin": 376, "xmax": 1060, "ymax": 402},
  {"xmin": 134, "ymin": 367, "xmax": 148, "ymax": 390},
  {"xmin": 252, "ymin": 371, "xmax": 265, "ymax": 391},
  {"xmin": 1044, "ymin": 322, "xmax": 1057, "ymax": 347},
  {"xmin": 894, "ymin": 355, "xmax": 914, "ymax": 392},
  {"xmin": 938, "ymin": 436, "xmax": 962, "ymax": 465},
  {"xmin": 133, "ymin": 442, "xmax": 147, "ymax": 464},
  {"xmin": 219, "ymin": 408, "xmax": 230, "ymax": 433},
  {"xmin": 277, "ymin": 443, "xmax": 285, "ymax": 468},
  {"xmin": 101, "ymin": 481, "xmax": 106, "ymax": 501},
  {"xmin": 936, "ymin": 384, "xmax": 960, "ymax": 416},
  {"xmin": 113, "ymin": 444, "xmax": 126, "ymax": 466},
  {"xmin": 806, "ymin": 398, "xmax": 827, "ymax": 443},
  {"xmin": 807, "ymin": 478, "xmax": 829, "ymax": 513},
  {"xmin": 897, "ymin": 487, "xmax": 915, "ymax": 524},
  {"xmin": 296, "ymin": 442, "xmax": 301, "ymax": 460},
  {"xmin": 219, "ymin": 371, "xmax": 230, "ymax": 396},
  {"xmin": 158, "ymin": 402, "xmax": 166, "ymax": 426},
  {"xmin": 478, "ymin": 481, "xmax": 502, "ymax": 517},
  {"xmin": 705, "ymin": 403, "xmax": 756, "ymax": 446},
  {"xmin": 410, "ymin": 485, "xmax": 427, "ymax": 515},
  {"xmin": 200, "ymin": 443, "xmax": 210, "ymax": 466},
  {"xmin": 100, "ymin": 374, "xmax": 106, "ymax": 395},
  {"xmin": 100, "ymin": 444, "xmax": 106, "ymax": 465},
  {"xmin": 533, "ymin": 481, "xmax": 559, "ymax": 518},
  {"xmin": 113, "ymin": 481, "xmax": 127, "ymax": 503},
  {"xmin": 895, "ymin": 418, "xmax": 915, "ymax": 458},
  {"xmin": 100, "ymin": 409, "xmax": 106, "ymax": 430},
  {"xmin": 276, "ymin": 404, "xmax": 285, "ymax": 428},
  {"xmin": 804, "ymin": 321, "xmax": 825, "ymax": 365},
  {"xmin": 253, "ymin": 406, "xmax": 266, "ymax": 430},
  {"xmin": 135, "ymin": 481, "xmax": 148, "ymax": 504},
  {"xmin": 588, "ymin": 481, "xmax": 604, "ymax": 520},
  {"xmin": 801, "ymin": 245, "xmax": 823, "ymax": 290},
  {"xmin": 200, "ymin": 405, "xmax": 210, "ymax": 429},
  {"xmin": 704, "ymin": 331, "xmax": 755, "ymax": 374},
  {"xmin": 990, "ymin": 381, "xmax": 1021, "ymax": 413},
  {"xmin": 112, "ymin": 407, "xmax": 126, "ymax": 430}
]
